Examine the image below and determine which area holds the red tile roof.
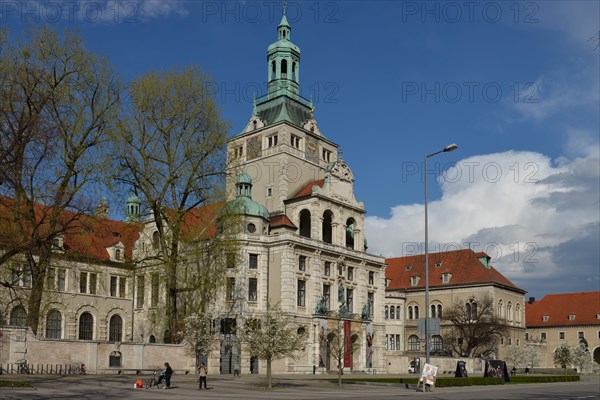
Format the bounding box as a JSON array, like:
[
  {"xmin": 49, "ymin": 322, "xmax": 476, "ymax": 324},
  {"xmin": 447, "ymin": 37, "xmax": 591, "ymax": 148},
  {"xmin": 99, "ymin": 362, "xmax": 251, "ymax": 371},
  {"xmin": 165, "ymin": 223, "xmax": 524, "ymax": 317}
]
[
  {"xmin": 526, "ymin": 292, "xmax": 600, "ymax": 327},
  {"xmin": 288, "ymin": 179, "xmax": 325, "ymax": 200},
  {"xmin": 385, "ymin": 249, "xmax": 523, "ymax": 292},
  {"xmin": 269, "ymin": 214, "xmax": 297, "ymax": 229}
]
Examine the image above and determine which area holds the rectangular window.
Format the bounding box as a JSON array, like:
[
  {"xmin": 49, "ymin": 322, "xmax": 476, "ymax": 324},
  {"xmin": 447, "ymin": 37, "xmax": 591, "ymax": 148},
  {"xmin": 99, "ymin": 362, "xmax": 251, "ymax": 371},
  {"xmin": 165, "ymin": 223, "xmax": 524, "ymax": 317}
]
[
  {"xmin": 322, "ymin": 149, "xmax": 332, "ymax": 162},
  {"xmin": 80, "ymin": 272, "xmax": 88, "ymax": 293},
  {"xmin": 110, "ymin": 276, "xmax": 118, "ymax": 297},
  {"xmin": 541, "ymin": 332, "xmax": 547, "ymax": 341},
  {"xmin": 385, "ymin": 334, "xmax": 389, "ymax": 350},
  {"xmin": 46, "ymin": 268, "xmax": 56, "ymax": 290},
  {"xmin": 578, "ymin": 331, "xmax": 584, "ymax": 339},
  {"xmin": 395, "ymin": 334, "xmax": 401, "ymax": 351},
  {"xmin": 227, "ymin": 253, "xmax": 236, "ymax": 268},
  {"xmin": 368, "ymin": 292, "xmax": 374, "ymax": 316},
  {"xmin": 267, "ymin": 134, "xmax": 278, "ymax": 148},
  {"xmin": 12, "ymin": 265, "xmax": 32, "ymax": 288},
  {"xmin": 89, "ymin": 273, "xmax": 97, "ymax": 295},
  {"xmin": 508, "ymin": 338, "xmax": 512, "ymax": 345},
  {"xmin": 57, "ymin": 269, "xmax": 65, "ymax": 292},
  {"xmin": 297, "ymin": 279, "xmax": 306, "ymax": 307},
  {"xmin": 390, "ymin": 334, "xmax": 395, "ymax": 350},
  {"xmin": 299, "ymin": 255, "xmax": 306, "ymax": 271},
  {"xmin": 323, "ymin": 284, "xmax": 330, "ymax": 308},
  {"xmin": 338, "ymin": 264, "xmax": 343, "ymax": 276},
  {"xmin": 119, "ymin": 277, "xmax": 126, "ymax": 298},
  {"xmin": 249, "ymin": 253, "xmax": 258, "ymax": 269},
  {"xmin": 291, "ymin": 135, "xmax": 301, "ymax": 149},
  {"xmin": 368, "ymin": 271, "xmax": 374, "ymax": 285},
  {"xmin": 227, "ymin": 277, "xmax": 235, "ymax": 301},
  {"xmin": 346, "ymin": 288, "xmax": 353, "ymax": 312},
  {"xmin": 324, "ymin": 261, "xmax": 331, "ymax": 276},
  {"xmin": 248, "ymin": 278, "xmax": 257, "ymax": 302},
  {"xmin": 136, "ymin": 276, "xmax": 145, "ymax": 308},
  {"xmin": 347, "ymin": 266, "xmax": 354, "ymax": 281},
  {"xmin": 233, "ymin": 145, "xmax": 243, "ymax": 159},
  {"xmin": 267, "ymin": 187, "xmax": 272, "ymax": 197},
  {"xmin": 559, "ymin": 331, "xmax": 565, "ymax": 340},
  {"xmin": 151, "ymin": 273, "xmax": 159, "ymax": 307}
]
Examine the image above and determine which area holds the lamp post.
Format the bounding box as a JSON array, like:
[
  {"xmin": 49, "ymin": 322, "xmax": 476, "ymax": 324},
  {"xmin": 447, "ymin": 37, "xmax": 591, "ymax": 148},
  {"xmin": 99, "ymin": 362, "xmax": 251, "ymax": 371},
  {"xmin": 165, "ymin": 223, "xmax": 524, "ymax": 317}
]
[{"xmin": 424, "ymin": 143, "xmax": 458, "ymax": 366}]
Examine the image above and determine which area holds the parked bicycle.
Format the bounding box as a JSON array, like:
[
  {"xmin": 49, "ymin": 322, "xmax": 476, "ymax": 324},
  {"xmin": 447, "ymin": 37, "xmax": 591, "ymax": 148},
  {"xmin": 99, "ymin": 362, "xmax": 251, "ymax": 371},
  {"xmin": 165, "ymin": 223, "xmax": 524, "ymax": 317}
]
[
  {"xmin": 145, "ymin": 371, "xmax": 164, "ymax": 389},
  {"xmin": 71, "ymin": 362, "xmax": 86, "ymax": 374},
  {"xmin": 17, "ymin": 360, "xmax": 30, "ymax": 374}
]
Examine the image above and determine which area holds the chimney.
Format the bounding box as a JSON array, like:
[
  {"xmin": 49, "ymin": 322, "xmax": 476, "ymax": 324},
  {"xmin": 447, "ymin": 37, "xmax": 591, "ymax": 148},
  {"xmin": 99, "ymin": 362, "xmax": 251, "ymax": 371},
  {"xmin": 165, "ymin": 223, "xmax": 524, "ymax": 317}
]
[{"xmin": 528, "ymin": 297, "xmax": 535, "ymax": 304}]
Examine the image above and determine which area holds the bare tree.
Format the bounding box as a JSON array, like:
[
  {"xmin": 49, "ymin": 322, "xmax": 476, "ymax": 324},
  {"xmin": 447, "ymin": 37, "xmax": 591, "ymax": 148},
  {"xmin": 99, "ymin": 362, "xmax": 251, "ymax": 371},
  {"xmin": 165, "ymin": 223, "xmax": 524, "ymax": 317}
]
[
  {"xmin": 441, "ymin": 296, "xmax": 509, "ymax": 358},
  {"xmin": 113, "ymin": 67, "xmax": 232, "ymax": 337},
  {"xmin": 241, "ymin": 303, "xmax": 306, "ymax": 388},
  {"xmin": 0, "ymin": 27, "xmax": 121, "ymax": 333},
  {"xmin": 325, "ymin": 311, "xmax": 361, "ymax": 387}
]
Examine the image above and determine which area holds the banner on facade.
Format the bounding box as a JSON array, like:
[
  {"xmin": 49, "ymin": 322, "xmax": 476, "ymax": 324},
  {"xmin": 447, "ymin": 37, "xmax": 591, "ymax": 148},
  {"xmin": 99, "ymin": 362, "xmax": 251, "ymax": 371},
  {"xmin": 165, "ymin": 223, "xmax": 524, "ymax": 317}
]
[
  {"xmin": 366, "ymin": 322, "xmax": 373, "ymax": 368},
  {"xmin": 343, "ymin": 321, "xmax": 351, "ymax": 368},
  {"xmin": 319, "ymin": 319, "xmax": 327, "ymax": 368}
]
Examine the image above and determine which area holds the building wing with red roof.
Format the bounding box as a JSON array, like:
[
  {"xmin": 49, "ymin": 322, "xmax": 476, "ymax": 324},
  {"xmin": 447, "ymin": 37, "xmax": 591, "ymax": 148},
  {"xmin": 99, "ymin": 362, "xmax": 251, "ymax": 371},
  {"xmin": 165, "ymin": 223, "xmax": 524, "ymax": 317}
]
[{"xmin": 526, "ymin": 292, "xmax": 600, "ymax": 328}]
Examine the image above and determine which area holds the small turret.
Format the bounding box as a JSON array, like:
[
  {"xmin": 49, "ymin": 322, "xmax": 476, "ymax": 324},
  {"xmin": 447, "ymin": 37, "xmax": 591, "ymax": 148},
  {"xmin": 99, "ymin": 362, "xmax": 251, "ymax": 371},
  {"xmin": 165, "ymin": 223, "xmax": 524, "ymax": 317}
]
[{"xmin": 126, "ymin": 194, "xmax": 142, "ymax": 222}]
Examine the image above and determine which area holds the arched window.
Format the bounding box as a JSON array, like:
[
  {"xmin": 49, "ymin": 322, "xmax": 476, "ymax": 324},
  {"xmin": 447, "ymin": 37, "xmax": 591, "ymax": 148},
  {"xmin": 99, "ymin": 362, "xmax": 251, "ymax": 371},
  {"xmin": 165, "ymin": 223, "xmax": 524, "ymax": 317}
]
[
  {"xmin": 507, "ymin": 302, "xmax": 513, "ymax": 321},
  {"xmin": 437, "ymin": 304, "xmax": 442, "ymax": 319},
  {"xmin": 322, "ymin": 210, "xmax": 333, "ymax": 244},
  {"xmin": 408, "ymin": 306, "xmax": 413, "ymax": 320},
  {"xmin": 431, "ymin": 335, "xmax": 443, "ymax": 351},
  {"xmin": 109, "ymin": 315, "xmax": 123, "ymax": 342},
  {"xmin": 431, "ymin": 304, "xmax": 437, "ymax": 318},
  {"xmin": 346, "ymin": 218, "xmax": 356, "ymax": 249},
  {"xmin": 271, "ymin": 61, "xmax": 276, "ymax": 81},
  {"xmin": 466, "ymin": 299, "xmax": 477, "ymax": 320},
  {"xmin": 390, "ymin": 306, "xmax": 395, "ymax": 319},
  {"xmin": 46, "ymin": 310, "xmax": 62, "ymax": 339},
  {"xmin": 79, "ymin": 312, "xmax": 94, "ymax": 340},
  {"xmin": 384, "ymin": 306, "xmax": 389, "ymax": 319},
  {"xmin": 292, "ymin": 62, "xmax": 297, "ymax": 81},
  {"xmin": 414, "ymin": 305, "xmax": 420, "ymax": 319},
  {"xmin": 408, "ymin": 335, "xmax": 420, "ymax": 351},
  {"xmin": 152, "ymin": 231, "xmax": 160, "ymax": 250},
  {"xmin": 299, "ymin": 209, "xmax": 311, "ymax": 238},
  {"xmin": 281, "ymin": 59, "xmax": 288, "ymax": 79},
  {"xmin": 149, "ymin": 335, "xmax": 156, "ymax": 343},
  {"xmin": 10, "ymin": 305, "xmax": 27, "ymax": 326},
  {"xmin": 515, "ymin": 303, "xmax": 521, "ymax": 323},
  {"xmin": 115, "ymin": 249, "xmax": 121, "ymax": 261},
  {"xmin": 396, "ymin": 307, "xmax": 401, "ymax": 319},
  {"xmin": 498, "ymin": 300, "xmax": 504, "ymax": 318}
]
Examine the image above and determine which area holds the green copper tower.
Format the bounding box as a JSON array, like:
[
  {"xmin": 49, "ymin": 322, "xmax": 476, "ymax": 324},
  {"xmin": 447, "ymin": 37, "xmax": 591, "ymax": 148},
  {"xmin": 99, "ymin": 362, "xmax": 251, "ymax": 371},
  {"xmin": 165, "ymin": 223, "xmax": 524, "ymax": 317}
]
[{"xmin": 251, "ymin": 0, "xmax": 313, "ymax": 130}]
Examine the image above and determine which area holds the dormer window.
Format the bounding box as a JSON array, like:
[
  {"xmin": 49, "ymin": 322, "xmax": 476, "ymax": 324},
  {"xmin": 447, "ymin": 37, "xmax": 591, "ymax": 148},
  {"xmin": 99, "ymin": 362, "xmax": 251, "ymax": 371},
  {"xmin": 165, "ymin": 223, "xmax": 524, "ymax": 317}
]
[
  {"xmin": 115, "ymin": 249, "xmax": 122, "ymax": 261},
  {"xmin": 404, "ymin": 265, "xmax": 412, "ymax": 271},
  {"xmin": 410, "ymin": 276, "xmax": 420, "ymax": 287},
  {"xmin": 569, "ymin": 314, "xmax": 576, "ymax": 321},
  {"xmin": 543, "ymin": 315, "xmax": 549, "ymax": 322},
  {"xmin": 435, "ymin": 261, "xmax": 443, "ymax": 268},
  {"xmin": 442, "ymin": 273, "xmax": 452, "ymax": 283},
  {"xmin": 52, "ymin": 236, "xmax": 64, "ymax": 250}
]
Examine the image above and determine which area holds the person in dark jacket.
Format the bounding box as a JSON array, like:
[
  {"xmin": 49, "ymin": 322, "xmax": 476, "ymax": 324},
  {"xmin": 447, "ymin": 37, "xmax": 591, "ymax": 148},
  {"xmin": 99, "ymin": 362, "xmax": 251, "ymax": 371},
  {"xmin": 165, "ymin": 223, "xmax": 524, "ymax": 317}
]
[{"xmin": 163, "ymin": 362, "xmax": 173, "ymax": 389}]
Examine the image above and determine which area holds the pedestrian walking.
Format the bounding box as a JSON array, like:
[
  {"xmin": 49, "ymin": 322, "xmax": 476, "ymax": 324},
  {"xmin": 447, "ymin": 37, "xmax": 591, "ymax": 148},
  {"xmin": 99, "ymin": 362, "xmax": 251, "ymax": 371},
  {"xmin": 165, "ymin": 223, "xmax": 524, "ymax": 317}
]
[{"xmin": 198, "ymin": 362, "xmax": 208, "ymax": 390}]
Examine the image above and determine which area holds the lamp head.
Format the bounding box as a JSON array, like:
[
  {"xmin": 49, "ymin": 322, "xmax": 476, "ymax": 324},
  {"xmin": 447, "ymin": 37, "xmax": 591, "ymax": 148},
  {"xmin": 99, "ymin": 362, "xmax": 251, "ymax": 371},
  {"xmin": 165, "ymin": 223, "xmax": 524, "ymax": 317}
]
[{"xmin": 443, "ymin": 144, "xmax": 458, "ymax": 152}]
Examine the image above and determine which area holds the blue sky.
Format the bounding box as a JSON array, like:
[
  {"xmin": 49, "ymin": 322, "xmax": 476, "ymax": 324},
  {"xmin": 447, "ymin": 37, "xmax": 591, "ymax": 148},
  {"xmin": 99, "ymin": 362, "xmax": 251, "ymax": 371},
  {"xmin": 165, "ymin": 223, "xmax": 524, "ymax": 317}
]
[{"xmin": 2, "ymin": 0, "xmax": 599, "ymax": 299}]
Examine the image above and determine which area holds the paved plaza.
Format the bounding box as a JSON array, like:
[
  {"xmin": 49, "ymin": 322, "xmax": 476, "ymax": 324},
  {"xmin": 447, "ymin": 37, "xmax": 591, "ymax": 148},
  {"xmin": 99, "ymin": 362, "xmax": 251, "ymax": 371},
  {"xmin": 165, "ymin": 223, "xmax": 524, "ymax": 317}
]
[{"xmin": 1, "ymin": 373, "xmax": 599, "ymax": 400}]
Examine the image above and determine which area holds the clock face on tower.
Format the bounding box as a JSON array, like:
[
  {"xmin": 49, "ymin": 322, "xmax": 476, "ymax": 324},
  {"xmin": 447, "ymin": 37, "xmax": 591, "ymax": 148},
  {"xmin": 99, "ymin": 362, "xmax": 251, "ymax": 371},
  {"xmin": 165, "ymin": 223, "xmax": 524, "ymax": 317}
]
[{"xmin": 247, "ymin": 136, "xmax": 262, "ymax": 160}]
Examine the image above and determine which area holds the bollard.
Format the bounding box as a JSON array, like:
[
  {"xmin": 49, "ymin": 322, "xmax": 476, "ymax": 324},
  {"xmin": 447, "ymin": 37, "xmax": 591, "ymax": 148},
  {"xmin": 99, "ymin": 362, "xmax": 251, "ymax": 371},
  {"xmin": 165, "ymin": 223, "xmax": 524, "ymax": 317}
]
[{"xmin": 313, "ymin": 365, "xmax": 316, "ymax": 374}]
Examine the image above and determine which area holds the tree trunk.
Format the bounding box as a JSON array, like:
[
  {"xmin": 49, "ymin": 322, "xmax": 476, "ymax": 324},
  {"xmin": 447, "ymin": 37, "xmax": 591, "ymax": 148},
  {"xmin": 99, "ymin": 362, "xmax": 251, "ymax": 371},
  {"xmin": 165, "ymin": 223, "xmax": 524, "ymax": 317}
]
[
  {"xmin": 267, "ymin": 357, "xmax": 272, "ymax": 388},
  {"xmin": 26, "ymin": 249, "xmax": 50, "ymax": 335},
  {"xmin": 337, "ymin": 359, "xmax": 342, "ymax": 387}
]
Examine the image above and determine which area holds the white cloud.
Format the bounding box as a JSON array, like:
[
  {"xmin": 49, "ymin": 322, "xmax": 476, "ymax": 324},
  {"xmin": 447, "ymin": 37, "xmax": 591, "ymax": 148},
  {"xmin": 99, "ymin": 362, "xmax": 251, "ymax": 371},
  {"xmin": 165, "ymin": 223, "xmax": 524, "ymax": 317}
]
[{"xmin": 365, "ymin": 144, "xmax": 600, "ymax": 297}]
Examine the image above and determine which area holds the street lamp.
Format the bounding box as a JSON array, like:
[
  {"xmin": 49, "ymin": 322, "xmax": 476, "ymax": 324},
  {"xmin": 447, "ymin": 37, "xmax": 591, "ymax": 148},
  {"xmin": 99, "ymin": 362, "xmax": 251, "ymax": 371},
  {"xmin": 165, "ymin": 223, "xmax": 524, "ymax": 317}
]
[{"xmin": 424, "ymin": 143, "xmax": 458, "ymax": 366}]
